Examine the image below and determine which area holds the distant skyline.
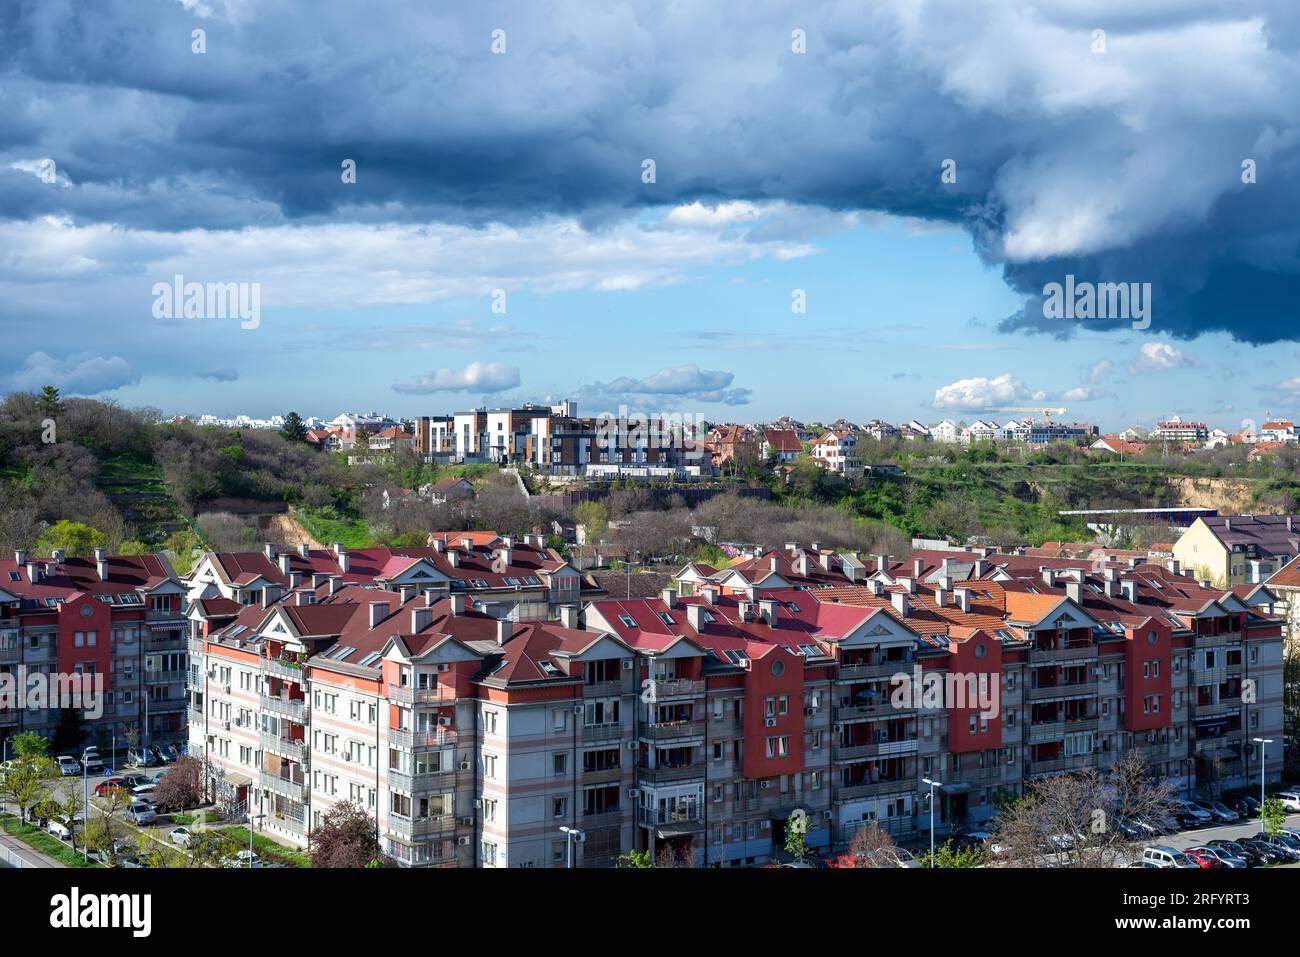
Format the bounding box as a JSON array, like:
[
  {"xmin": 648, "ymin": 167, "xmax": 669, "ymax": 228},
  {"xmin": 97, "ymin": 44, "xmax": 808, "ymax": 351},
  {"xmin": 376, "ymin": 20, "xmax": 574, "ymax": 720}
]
[{"xmin": 5, "ymin": 2, "xmax": 1300, "ymax": 432}]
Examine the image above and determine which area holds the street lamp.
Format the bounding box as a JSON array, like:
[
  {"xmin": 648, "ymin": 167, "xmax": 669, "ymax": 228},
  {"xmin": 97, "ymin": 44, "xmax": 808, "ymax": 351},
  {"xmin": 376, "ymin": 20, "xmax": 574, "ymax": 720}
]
[
  {"xmin": 248, "ymin": 796, "xmax": 266, "ymax": 868},
  {"xmin": 81, "ymin": 758, "xmax": 90, "ymax": 863},
  {"xmin": 559, "ymin": 825, "xmax": 584, "ymax": 869},
  {"xmin": 1252, "ymin": 738, "xmax": 1272, "ymax": 809},
  {"xmin": 921, "ymin": 777, "xmax": 942, "ymax": 867}
]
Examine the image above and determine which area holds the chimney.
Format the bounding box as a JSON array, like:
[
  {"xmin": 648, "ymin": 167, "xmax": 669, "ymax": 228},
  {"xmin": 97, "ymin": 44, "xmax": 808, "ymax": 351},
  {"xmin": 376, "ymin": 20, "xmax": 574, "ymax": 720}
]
[
  {"xmin": 891, "ymin": 591, "xmax": 910, "ymax": 617},
  {"xmin": 26, "ymin": 561, "xmax": 41, "ymax": 583},
  {"xmin": 1104, "ymin": 579, "xmax": 1118, "ymax": 598},
  {"xmin": 263, "ymin": 542, "xmax": 276, "ymax": 561},
  {"xmin": 699, "ymin": 585, "xmax": 717, "ymax": 606},
  {"xmin": 369, "ymin": 601, "xmax": 390, "ymax": 629},
  {"xmin": 973, "ymin": 558, "xmax": 988, "ymax": 578},
  {"xmin": 1127, "ymin": 557, "xmax": 1138, "ymax": 569},
  {"xmin": 288, "ymin": 571, "xmax": 301, "ymax": 589},
  {"xmin": 935, "ymin": 589, "xmax": 948, "ymax": 608},
  {"xmin": 785, "ymin": 542, "xmax": 799, "ymax": 553},
  {"xmin": 328, "ymin": 576, "xmax": 341, "ymax": 595},
  {"xmin": 1042, "ymin": 568, "xmax": 1055, "ymax": 587},
  {"xmin": 661, "ymin": 588, "xmax": 676, "ymax": 609},
  {"xmin": 298, "ymin": 543, "xmax": 309, "ymax": 558},
  {"xmin": 954, "ymin": 588, "xmax": 971, "ymax": 612},
  {"xmin": 338, "ymin": 551, "xmax": 350, "ymax": 573},
  {"xmin": 758, "ymin": 599, "xmax": 778, "ymax": 627},
  {"xmin": 796, "ymin": 554, "xmax": 810, "ymax": 576},
  {"xmin": 1224, "ymin": 518, "xmax": 1231, "ymax": 531},
  {"xmin": 1120, "ymin": 580, "xmax": 1137, "ymax": 602},
  {"xmin": 448, "ymin": 550, "xmax": 460, "ymax": 568},
  {"xmin": 95, "ymin": 550, "xmax": 109, "ymax": 581},
  {"xmin": 868, "ymin": 579, "xmax": 883, "ymax": 596},
  {"xmin": 295, "ymin": 591, "xmax": 311, "ymax": 605},
  {"xmin": 897, "ymin": 576, "xmax": 915, "ymax": 594},
  {"xmin": 1168, "ymin": 558, "xmax": 1181, "ymax": 576},
  {"xmin": 399, "ymin": 585, "xmax": 415, "ymax": 604},
  {"xmin": 875, "ymin": 554, "xmax": 889, "ymax": 572},
  {"xmin": 432, "ymin": 538, "xmax": 445, "ymax": 553},
  {"xmin": 559, "ymin": 605, "xmax": 579, "ymax": 629},
  {"xmin": 769, "ymin": 555, "xmax": 778, "ymax": 573},
  {"xmin": 496, "ymin": 619, "xmax": 511, "ymax": 645},
  {"xmin": 450, "ymin": 594, "xmax": 466, "ymax": 616},
  {"xmin": 51, "ymin": 548, "xmax": 64, "ymax": 565},
  {"xmin": 810, "ymin": 541, "xmax": 822, "ymax": 552},
  {"xmin": 912, "ymin": 559, "xmax": 924, "ymax": 577},
  {"xmin": 278, "ymin": 554, "xmax": 292, "ymax": 575},
  {"xmin": 938, "ymin": 575, "xmax": 953, "ymax": 591},
  {"xmin": 686, "ymin": 604, "xmax": 705, "ymax": 631},
  {"xmin": 262, "ymin": 585, "xmax": 282, "ymax": 607},
  {"xmin": 819, "ymin": 553, "xmax": 832, "ymax": 571},
  {"xmin": 1289, "ymin": 516, "xmax": 1295, "ymax": 533},
  {"xmin": 737, "ymin": 601, "xmax": 753, "ymax": 622},
  {"xmin": 1066, "ymin": 581, "xmax": 1083, "ymax": 605},
  {"xmin": 1103, "ymin": 566, "xmax": 1117, "ymax": 582},
  {"xmin": 940, "ymin": 558, "xmax": 951, "ymax": 576},
  {"xmin": 499, "ymin": 547, "xmax": 513, "ymax": 568},
  {"xmin": 332, "ymin": 542, "xmax": 343, "ymax": 557},
  {"xmin": 461, "ymin": 537, "xmax": 473, "ymax": 550},
  {"xmin": 411, "ymin": 606, "xmax": 433, "ymax": 632}
]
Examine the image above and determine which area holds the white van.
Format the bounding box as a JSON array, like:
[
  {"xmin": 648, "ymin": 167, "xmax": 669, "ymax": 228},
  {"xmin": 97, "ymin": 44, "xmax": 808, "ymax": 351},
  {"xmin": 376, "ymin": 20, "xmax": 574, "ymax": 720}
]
[{"xmin": 1142, "ymin": 845, "xmax": 1198, "ymax": 868}]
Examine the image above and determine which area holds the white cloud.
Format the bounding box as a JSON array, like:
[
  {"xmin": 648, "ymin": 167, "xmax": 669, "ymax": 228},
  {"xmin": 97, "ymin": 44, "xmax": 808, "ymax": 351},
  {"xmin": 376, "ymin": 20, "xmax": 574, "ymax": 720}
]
[
  {"xmin": 579, "ymin": 365, "xmax": 751, "ymax": 406},
  {"xmin": 931, "ymin": 373, "xmax": 1024, "ymax": 411},
  {"xmin": 6, "ymin": 351, "xmax": 139, "ymax": 395},
  {"xmin": 1129, "ymin": 341, "xmax": 1196, "ymax": 373},
  {"xmin": 1061, "ymin": 386, "xmax": 1093, "ymax": 401},
  {"xmin": 1088, "ymin": 358, "xmax": 1113, "ymax": 383},
  {"xmin": 392, "ymin": 361, "xmax": 520, "ymax": 394}
]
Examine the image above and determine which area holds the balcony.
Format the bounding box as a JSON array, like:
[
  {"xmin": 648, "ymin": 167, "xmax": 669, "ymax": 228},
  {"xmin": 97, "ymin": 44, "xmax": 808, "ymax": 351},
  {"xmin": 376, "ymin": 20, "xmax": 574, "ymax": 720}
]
[
  {"xmin": 582, "ymin": 679, "xmax": 631, "ymax": 698},
  {"xmin": 580, "ymin": 810, "xmax": 625, "ymax": 830},
  {"xmin": 582, "ymin": 766, "xmax": 625, "ymax": 786},
  {"xmin": 837, "ymin": 779, "xmax": 914, "ymax": 800},
  {"xmin": 1026, "ymin": 754, "xmax": 1093, "ymax": 775},
  {"xmin": 646, "ymin": 678, "xmax": 704, "ymax": 699},
  {"xmin": 833, "ymin": 737, "xmax": 918, "ymax": 762},
  {"xmin": 188, "ymin": 639, "xmax": 206, "ymax": 658},
  {"xmin": 1030, "ymin": 644, "xmax": 1095, "ymax": 662},
  {"xmin": 144, "ymin": 635, "xmax": 188, "ymax": 653},
  {"xmin": 637, "ymin": 806, "xmax": 703, "ymax": 833},
  {"xmin": 259, "ymin": 770, "xmax": 307, "ymax": 800},
  {"xmin": 836, "ymin": 700, "xmax": 899, "ymax": 720},
  {"xmin": 1025, "ymin": 679, "xmax": 1098, "ymax": 701},
  {"xmin": 386, "ymin": 683, "xmax": 457, "ymax": 705},
  {"xmin": 1193, "ymin": 701, "xmax": 1240, "ymax": 718},
  {"xmin": 387, "ymin": 813, "xmax": 456, "ymax": 839},
  {"xmin": 146, "ymin": 610, "xmax": 189, "ymax": 627},
  {"xmin": 636, "ymin": 764, "xmax": 705, "ymax": 786},
  {"xmin": 263, "ymin": 657, "xmax": 307, "ymax": 682},
  {"xmin": 188, "ymin": 706, "xmax": 205, "ymax": 726},
  {"xmin": 837, "ymin": 660, "xmax": 913, "ymax": 681},
  {"xmin": 388, "ymin": 767, "xmax": 458, "ymax": 794},
  {"xmin": 0, "ymin": 646, "xmax": 21, "ymax": 664},
  {"xmin": 260, "ymin": 731, "xmax": 308, "ymax": 764},
  {"xmin": 1027, "ymin": 717, "xmax": 1098, "ymax": 742},
  {"xmin": 946, "ymin": 764, "xmax": 1004, "ymax": 783},
  {"xmin": 581, "ymin": 721, "xmax": 626, "ymax": 743},
  {"xmin": 388, "ymin": 727, "xmax": 458, "ymax": 750},
  {"xmin": 259, "ymin": 694, "xmax": 307, "ymax": 722},
  {"xmin": 640, "ymin": 717, "xmax": 705, "ymax": 743}
]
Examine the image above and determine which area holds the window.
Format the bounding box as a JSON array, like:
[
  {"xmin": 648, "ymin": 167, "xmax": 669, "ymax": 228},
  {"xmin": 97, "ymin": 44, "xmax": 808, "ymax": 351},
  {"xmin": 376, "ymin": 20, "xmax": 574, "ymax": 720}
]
[
  {"xmin": 552, "ymin": 796, "xmax": 566, "ymax": 818},
  {"xmin": 483, "ymin": 709, "xmax": 499, "ymax": 735},
  {"xmin": 482, "ymin": 842, "xmax": 497, "ymax": 867},
  {"xmin": 483, "ymin": 753, "xmax": 497, "ymax": 779},
  {"xmin": 552, "ymin": 752, "xmax": 568, "ymax": 775}
]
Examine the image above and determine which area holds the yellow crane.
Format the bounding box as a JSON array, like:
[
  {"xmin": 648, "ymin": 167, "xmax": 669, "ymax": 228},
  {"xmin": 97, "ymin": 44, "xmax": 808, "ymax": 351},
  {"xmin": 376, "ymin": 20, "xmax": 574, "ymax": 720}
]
[{"xmin": 987, "ymin": 406, "xmax": 1067, "ymax": 421}]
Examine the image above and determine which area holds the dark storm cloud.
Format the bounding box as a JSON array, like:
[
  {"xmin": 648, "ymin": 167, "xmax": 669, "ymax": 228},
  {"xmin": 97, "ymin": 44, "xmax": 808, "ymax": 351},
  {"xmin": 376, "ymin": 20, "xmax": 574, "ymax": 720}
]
[{"xmin": 6, "ymin": 1, "xmax": 1300, "ymax": 341}]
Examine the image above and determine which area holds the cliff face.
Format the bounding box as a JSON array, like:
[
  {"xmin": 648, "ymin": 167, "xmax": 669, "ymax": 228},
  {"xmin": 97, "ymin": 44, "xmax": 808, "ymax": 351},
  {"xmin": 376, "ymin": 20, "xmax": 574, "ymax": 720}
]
[{"xmin": 1167, "ymin": 477, "xmax": 1262, "ymax": 514}]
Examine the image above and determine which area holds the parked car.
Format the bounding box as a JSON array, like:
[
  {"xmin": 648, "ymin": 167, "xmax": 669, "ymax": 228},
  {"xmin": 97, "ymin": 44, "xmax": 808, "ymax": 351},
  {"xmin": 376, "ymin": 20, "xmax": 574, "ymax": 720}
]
[
  {"xmin": 1239, "ymin": 839, "xmax": 1287, "ymax": 865},
  {"xmin": 1207, "ymin": 839, "xmax": 1265, "ymax": 867},
  {"xmin": 1191, "ymin": 800, "xmax": 1238, "ymax": 824},
  {"xmin": 1219, "ymin": 795, "xmax": 1258, "ymax": 818},
  {"xmin": 1142, "ymin": 845, "xmax": 1199, "ymax": 868},
  {"xmin": 169, "ymin": 826, "xmax": 195, "ymax": 848},
  {"xmin": 96, "ymin": 840, "xmax": 142, "ymax": 867},
  {"xmin": 1166, "ymin": 800, "xmax": 1212, "ymax": 826},
  {"xmin": 152, "ymin": 745, "xmax": 179, "ymax": 764},
  {"xmin": 1251, "ymin": 832, "xmax": 1300, "ymax": 861},
  {"xmin": 1115, "ymin": 820, "xmax": 1146, "ymax": 842},
  {"xmin": 221, "ymin": 850, "xmax": 262, "ymax": 868},
  {"xmin": 1186, "ymin": 846, "xmax": 1242, "ymax": 868},
  {"xmin": 55, "ymin": 755, "xmax": 81, "ymax": 776},
  {"xmin": 94, "ymin": 777, "xmax": 128, "ymax": 797},
  {"xmin": 130, "ymin": 781, "xmax": 157, "ymax": 798},
  {"xmin": 45, "ymin": 816, "xmax": 74, "ymax": 841},
  {"xmin": 119, "ymin": 773, "xmax": 152, "ymax": 791},
  {"xmin": 127, "ymin": 801, "xmax": 157, "ymax": 825},
  {"xmin": 1274, "ymin": 790, "xmax": 1300, "ymax": 813},
  {"xmin": 126, "ymin": 748, "xmax": 157, "ymax": 768},
  {"xmin": 80, "ymin": 748, "xmax": 104, "ymax": 774}
]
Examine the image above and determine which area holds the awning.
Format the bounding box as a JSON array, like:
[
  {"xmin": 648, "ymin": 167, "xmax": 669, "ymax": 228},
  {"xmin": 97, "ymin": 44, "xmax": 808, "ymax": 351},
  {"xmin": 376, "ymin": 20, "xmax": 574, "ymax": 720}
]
[
  {"xmin": 939, "ymin": 782, "xmax": 973, "ymax": 795},
  {"xmin": 225, "ymin": 772, "xmax": 252, "ymax": 788}
]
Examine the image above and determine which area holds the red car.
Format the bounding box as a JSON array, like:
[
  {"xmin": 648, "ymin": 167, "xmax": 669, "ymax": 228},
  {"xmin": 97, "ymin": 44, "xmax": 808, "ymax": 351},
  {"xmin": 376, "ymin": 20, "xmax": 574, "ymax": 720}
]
[
  {"xmin": 94, "ymin": 777, "xmax": 127, "ymax": 797},
  {"xmin": 1183, "ymin": 848, "xmax": 1227, "ymax": 869}
]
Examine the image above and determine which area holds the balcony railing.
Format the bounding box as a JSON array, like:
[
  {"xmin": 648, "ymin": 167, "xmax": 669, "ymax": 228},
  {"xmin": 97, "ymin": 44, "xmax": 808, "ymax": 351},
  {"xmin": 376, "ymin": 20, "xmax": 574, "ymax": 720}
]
[
  {"xmin": 188, "ymin": 639, "xmax": 206, "ymax": 658},
  {"xmin": 188, "ymin": 706, "xmax": 205, "ymax": 726},
  {"xmin": 388, "ymin": 727, "xmax": 458, "ymax": 749},
  {"xmin": 259, "ymin": 694, "xmax": 307, "ymax": 721},
  {"xmin": 582, "ymin": 679, "xmax": 631, "ymax": 698},
  {"xmin": 640, "ymin": 717, "xmax": 705, "ymax": 742},
  {"xmin": 1027, "ymin": 717, "xmax": 1098, "ymax": 741},
  {"xmin": 263, "ymin": 658, "xmax": 307, "ymax": 682},
  {"xmin": 580, "ymin": 810, "xmax": 625, "ymax": 830},
  {"xmin": 0, "ymin": 646, "xmax": 22, "ymax": 664},
  {"xmin": 1026, "ymin": 754, "xmax": 1093, "ymax": 775},
  {"xmin": 388, "ymin": 767, "xmax": 458, "ymax": 794},
  {"xmin": 945, "ymin": 764, "xmax": 1004, "ymax": 782},
  {"xmin": 1193, "ymin": 701, "xmax": 1241, "ymax": 718},
  {"xmin": 386, "ymin": 683, "xmax": 457, "ymax": 705},
  {"xmin": 581, "ymin": 766, "xmax": 625, "ymax": 786},
  {"xmin": 260, "ymin": 731, "xmax": 308, "ymax": 763},
  {"xmin": 1025, "ymin": 679, "xmax": 1098, "ymax": 701},
  {"xmin": 581, "ymin": 722, "xmax": 626, "ymax": 743},
  {"xmin": 1030, "ymin": 644, "xmax": 1095, "ymax": 662},
  {"xmin": 636, "ymin": 764, "xmax": 705, "ymax": 786},
  {"xmin": 646, "ymin": 678, "xmax": 704, "ymax": 699},
  {"xmin": 837, "ymin": 779, "xmax": 914, "ymax": 800},
  {"xmin": 833, "ymin": 737, "xmax": 919, "ymax": 761},
  {"xmin": 387, "ymin": 813, "xmax": 456, "ymax": 838},
  {"xmin": 837, "ymin": 660, "xmax": 913, "ymax": 681},
  {"xmin": 836, "ymin": 700, "xmax": 900, "ymax": 720},
  {"xmin": 637, "ymin": 806, "xmax": 703, "ymax": 831},
  {"xmin": 259, "ymin": 770, "xmax": 307, "ymax": 799}
]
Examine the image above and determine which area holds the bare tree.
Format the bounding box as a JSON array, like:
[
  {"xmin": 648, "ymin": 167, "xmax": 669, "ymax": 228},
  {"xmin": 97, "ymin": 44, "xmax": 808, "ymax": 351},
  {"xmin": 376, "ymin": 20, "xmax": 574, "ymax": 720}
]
[{"xmin": 846, "ymin": 821, "xmax": 902, "ymax": 866}]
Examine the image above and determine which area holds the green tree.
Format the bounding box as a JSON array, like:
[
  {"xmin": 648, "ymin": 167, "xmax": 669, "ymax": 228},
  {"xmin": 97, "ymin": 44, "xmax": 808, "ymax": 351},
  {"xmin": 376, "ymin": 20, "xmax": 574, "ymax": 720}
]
[
  {"xmin": 621, "ymin": 849, "xmax": 654, "ymax": 868},
  {"xmin": 280, "ymin": 411, "xmax": 309, "ymax": 443},
  {"xmin": 37, "ymin": 385, "xmax": 63, "ymax": 418},
  {"xmin": 10, "ymin": 731, "xmax": 49, "ymax": 760},
  {"xmin": 0, "ymin": 754, "xmax": 57, "ymax": 821},
  {"xmin": 575, "ymin": 501, "xmax": 608, "ymax": 543},
  {"xmin": 918, "ymin": 840, "xmax": 986, "ymax": 868},
  {"xmin": 36, "ymin": 520, "xmax": 107, "ymax": 557},
  {"xmin": 1260, "ymin": 798, "xmax": 1287, "ymax": 836},
  {"xmin": 784, "ymin": 811, "xmax": 811, "ymax": 862}
]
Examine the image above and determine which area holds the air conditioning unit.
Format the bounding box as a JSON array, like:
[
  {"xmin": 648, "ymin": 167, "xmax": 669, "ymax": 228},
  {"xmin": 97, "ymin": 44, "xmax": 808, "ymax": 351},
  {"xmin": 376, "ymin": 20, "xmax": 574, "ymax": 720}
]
[
  {"xmin": 436, "ymin": 663, "xmax": 450, "ymax": 673},
  {"xmin": 622, "ymin": 659, "xmax": 634, "ymax": 671},
  {"xmin": 222, "ymin": 720, "xmax": 230, "ymax": 730},
  {"xmin": 803, "ymin": 707, "xmax": 815, "ymax": 716},
  {"xmin": 759, "ymin": 780, "xmax": 771, "ymax": 790},
  {"xmin": 473, "ymin": 798, "xmax": 482, "ymax": 809},
  {"xmin": 833, "ymin": 723, "xmax": 843, "ymax": 734},
  {"xmin": 437, "ymin": 716, "xmax": 451, "ymax": 727},
  {"xmin": 758, "ymin": 820, "xmax": 770, "ymax": 830},
  {"xmin": 823, "ymin": 810, "xmax": 833, "ymax": 821},
  {"xmin": 458, "ymin": 761, "xmax": 471, "ymax": 771},
  {"xmin": 573, "ymin": 705, "xmax": 584, "ymax": 715},
  {"xmin": 626, "ymin": 788, "xmax": 639, "ymax": 799},
  {"xmin": 221, "ymin": 684, "xmax": 231, "ymax": 694},
  {"xmin": 764, "ymin": 717, "xmax": 777, "ymax": 728},
  {"xmin": 457, "ymin": 836, "xmax": 471, "ymax": 846},
  {"xmin": 625, "ymin": 741, "xmax": 638, "ymax": 751}
]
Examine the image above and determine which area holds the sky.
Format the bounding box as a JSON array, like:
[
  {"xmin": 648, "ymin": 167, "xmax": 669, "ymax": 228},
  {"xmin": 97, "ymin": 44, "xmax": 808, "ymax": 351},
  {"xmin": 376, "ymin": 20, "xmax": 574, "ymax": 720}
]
[{"xmin": 4, "ymin": 0, "xmax": 1300, "ymax": 432}]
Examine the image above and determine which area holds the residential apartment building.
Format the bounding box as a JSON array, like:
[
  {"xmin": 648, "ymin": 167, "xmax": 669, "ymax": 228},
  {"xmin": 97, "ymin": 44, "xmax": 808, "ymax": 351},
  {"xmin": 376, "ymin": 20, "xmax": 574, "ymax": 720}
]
[
  {"xmin": 1173, "ymin": 514, "xmax": 1300, "ymax": 586},
  {"xmin": 1150, "ymin": 416, "xmax": 1209, "ymax": 444},
  {"xmin": 0, "ymin": 549, "xmax": 189, "ymax": 755},
  {"xmin": 812, "ymin": 431, "xmax": 862, "ymax": 475}
]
